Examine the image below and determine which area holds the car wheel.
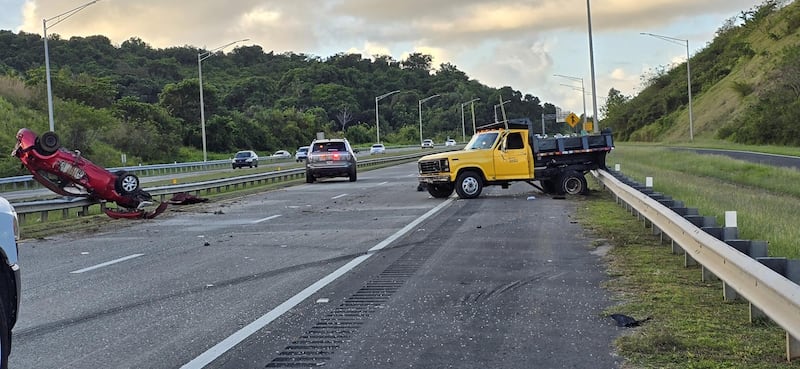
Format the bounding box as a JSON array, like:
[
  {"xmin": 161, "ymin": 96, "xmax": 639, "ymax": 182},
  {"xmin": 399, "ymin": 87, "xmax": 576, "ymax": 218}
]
[
  {"xmin": 35, "ymin": 131, "xmax": 60, "ymax": 155},
  {"xmin": 349, "ymin": 169, "xmax": 357, "ymax": 182},
  {"xmin": 306, "ymin": 170, "xmax": 315, "ymax": 183},
  {"xmin": 427, "ymin": 184, "xmax": 454, "ymax": 198},
  {"xmin": 0, "ymin": 273, "xmax": 11, "ymax": 369},
  {"xmin": 254, "ymin": 161, "xmax": 258, "ymax": 168},
  {"xmin": 115, "ymin": 172, "xmax": 140, "ymax": 194},
  {"xmin": 455, "ymin": 171, "xmax": 483, "ymax": 199},
  {"xmin": 559, "ymin": 171, "xmax": 588, "ymax": 195}
]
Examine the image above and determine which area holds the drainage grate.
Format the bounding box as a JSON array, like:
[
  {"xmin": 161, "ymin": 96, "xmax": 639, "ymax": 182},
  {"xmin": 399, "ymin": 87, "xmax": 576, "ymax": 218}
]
[{"xmin": 265, "ymin": 242, "xmax": 438, "ymax": 368}]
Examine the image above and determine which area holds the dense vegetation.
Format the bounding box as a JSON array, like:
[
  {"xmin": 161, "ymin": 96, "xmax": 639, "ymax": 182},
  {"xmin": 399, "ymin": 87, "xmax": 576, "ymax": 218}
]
[
  {"xmin": 0, "ymin": 30, "xmax": 570, "ymax": 177},
  {"xmin": 602, "ymin": 0, "xmax": 800, "ymax": 145}
]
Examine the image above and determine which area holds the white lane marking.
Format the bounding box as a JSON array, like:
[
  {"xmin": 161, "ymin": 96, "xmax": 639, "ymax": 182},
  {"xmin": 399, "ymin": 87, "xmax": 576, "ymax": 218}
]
[
  {"xmin": 180, "ymin": 198, "xmax": 454, "ymax": 369},
  {"xmin": 376, "ymin": 181, "xmax": 388, "ymax": 186},
  {"xmin": 70, "ymin": 254, "xmax": 145, "ymax": 274},
  {"xmin": 331, "ymin": 194, "xmax": 347, "ymax": 200},
  {"xmin": 252, "ymin": 215, "xmax": 282, "ymax": 224}
]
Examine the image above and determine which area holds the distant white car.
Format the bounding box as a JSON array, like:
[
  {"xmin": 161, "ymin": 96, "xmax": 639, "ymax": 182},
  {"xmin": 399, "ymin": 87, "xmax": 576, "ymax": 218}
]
[
  {"xmin": 271, "ymin": 150, "xmax": 291, "ymax": 159},
  {"xmin": 295, "ymin": 146, "xmax": 309, "ymax": 162},
  {"xmin": 370, "ymin": 143, "xmax": 386, "ymax": 154},
  {"xmin": 445, "ymin": 139, "xmax": 456, "ymax": 146},
  {"xmin": 421, "ymin": 139, "xmax": 434, "ymax": 148}
]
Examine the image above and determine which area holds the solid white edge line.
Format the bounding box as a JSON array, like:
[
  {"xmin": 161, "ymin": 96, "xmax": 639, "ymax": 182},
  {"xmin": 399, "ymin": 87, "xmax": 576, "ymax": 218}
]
[
  {"xmin": 367, "ymin": 198, "xmax": 453, "ymax": 252},
  {"xmin": 252, "ymin": 214, "xmax": 282, "ymax": 224},
  {"xmin": 69, "ymin": 253, "xmax": 145, "ymax": 274},
  {"xmin": 180, "ymin": 197, "xmax": 454, "ymax": 369},
  {"xmin": 331, "ymin": 193, "xmax": 348, "ymax": 200}
]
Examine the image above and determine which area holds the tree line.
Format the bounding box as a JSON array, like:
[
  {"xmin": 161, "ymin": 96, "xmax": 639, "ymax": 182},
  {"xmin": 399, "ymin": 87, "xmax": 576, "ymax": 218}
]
[{"xmin": 0, "ymin": 30, "xmax": 573, "ymax": 174}]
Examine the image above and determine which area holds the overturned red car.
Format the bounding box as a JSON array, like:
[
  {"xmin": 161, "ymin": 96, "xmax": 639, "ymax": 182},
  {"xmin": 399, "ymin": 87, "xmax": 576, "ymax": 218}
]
[{"xmin": 11, "ymin": 128, "xmax": 167, "ymax": 219}]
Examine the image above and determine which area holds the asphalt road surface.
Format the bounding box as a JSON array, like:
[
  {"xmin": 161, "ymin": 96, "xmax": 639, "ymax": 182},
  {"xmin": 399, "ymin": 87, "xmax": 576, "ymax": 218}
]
[
  {"xmin": 675, "ymin": 148, "xmax": 800, "ymax": 169},
  {"xmin": 11, "ymin": 162, "xmax": 622, "ymax": 369}
]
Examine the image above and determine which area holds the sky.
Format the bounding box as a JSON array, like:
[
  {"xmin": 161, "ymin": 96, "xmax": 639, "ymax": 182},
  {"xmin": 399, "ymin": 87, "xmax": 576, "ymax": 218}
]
[{"xmin": 0, "ymin": 0, "xmax": 769, "ymax": 119}]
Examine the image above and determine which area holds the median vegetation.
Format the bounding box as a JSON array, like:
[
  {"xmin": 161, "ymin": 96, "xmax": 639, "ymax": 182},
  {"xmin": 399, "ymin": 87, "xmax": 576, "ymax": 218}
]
[
  {"xmin": 574, "ymin": 143, "xmax": 800, "ymax": 367},
  {"xmin": 606, "ymin": 144, "xmax": 800, "ymax": 259}
]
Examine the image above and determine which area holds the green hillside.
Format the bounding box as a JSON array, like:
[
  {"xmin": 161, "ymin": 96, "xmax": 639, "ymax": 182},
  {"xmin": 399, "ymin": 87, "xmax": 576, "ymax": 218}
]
[
  {"xmin": 603, "ymin": 0, "xmax": 800, "ymax": 145},
  {"xmin": 0, "ymin": 32, "xmax": 570, "ymax": 178}
]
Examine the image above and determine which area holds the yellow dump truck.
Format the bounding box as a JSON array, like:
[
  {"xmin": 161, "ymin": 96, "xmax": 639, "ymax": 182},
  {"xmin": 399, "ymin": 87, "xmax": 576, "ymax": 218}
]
[{"xmin": 417, "ymin": 121, "xmax": 614, "ymax": 199}]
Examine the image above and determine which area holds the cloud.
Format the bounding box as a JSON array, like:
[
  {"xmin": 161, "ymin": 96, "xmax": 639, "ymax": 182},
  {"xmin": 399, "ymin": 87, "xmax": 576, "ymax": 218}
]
[{"xmin": 12, "ymin": 0, "xmax": 764, "ymax": 113}]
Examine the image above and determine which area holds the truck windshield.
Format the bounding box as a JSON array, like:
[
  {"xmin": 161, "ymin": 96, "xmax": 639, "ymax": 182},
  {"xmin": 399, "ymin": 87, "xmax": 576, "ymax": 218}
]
[{"xmin": 465, "ymin": 132, "xmax": 499, "ymax": 150}]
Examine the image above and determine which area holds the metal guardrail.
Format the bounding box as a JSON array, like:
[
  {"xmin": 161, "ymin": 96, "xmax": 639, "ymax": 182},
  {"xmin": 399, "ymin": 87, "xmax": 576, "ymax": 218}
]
[
  {"xmin": 594, "ymin": 169, "xmax": 800, "ymax": 361},
  {"xmin": 9, "ymin": 152, "xmax": 429, "ymax": 223},
  {"xmin": 0, "ymin": 159, "xmax": 234, "ymax": 190}
]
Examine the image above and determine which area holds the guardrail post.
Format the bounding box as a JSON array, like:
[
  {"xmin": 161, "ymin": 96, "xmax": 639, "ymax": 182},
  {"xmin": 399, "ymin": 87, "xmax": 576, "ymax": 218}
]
[{"xmin": 789, "ymin": 332, "xmax": 800, "ymax": 361}]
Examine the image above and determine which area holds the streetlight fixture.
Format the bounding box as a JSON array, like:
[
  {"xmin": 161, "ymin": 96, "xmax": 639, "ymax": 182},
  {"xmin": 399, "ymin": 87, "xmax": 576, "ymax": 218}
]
[
  {"xmin": 375, "ymin": 90, "xmax": 400, "ymax": 143},
  {"xmin": 641, "ymin": 32, "xmax": 694, "ymax": 141},
  {"xmin": 198, "ymin": 38, "xmax": 249, "ymax": 162},
  {"xmin": 494, "ymin": 100, "xmax": 511, "ymax": 123},
  {"xmin": 43, "ymin": 0, "xmax": 101, "ymax": 132},
  {"xmin": 418, "ymin": 94, "xmax": 440, "ymax": 146},
  {"xmin": 554, "ymin": 74, "xmax": 587, "ymax": 130},
  {"xmin": 460, "ymin": 98, "xmax": 480, "ymax": 142}
]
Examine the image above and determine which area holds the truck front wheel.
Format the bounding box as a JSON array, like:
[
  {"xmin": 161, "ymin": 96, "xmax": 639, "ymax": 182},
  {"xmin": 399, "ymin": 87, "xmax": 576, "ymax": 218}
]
[
  {"xmin": 455, "ymin": 171, "xmax": 483, "ymax": 199},
  {"xmin": 427, "ymin": 183, "xmax": 454, "ymax": 198},
  {"xmin": 559, "ymin": 171, "xmax": 588, "ymax": 195}
]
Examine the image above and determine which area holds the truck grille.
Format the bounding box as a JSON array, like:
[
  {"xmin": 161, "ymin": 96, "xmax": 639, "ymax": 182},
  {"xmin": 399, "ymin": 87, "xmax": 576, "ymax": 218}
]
[{"xmin": 418, "ymin": 159, "xmax": 447, "ymax": 174}]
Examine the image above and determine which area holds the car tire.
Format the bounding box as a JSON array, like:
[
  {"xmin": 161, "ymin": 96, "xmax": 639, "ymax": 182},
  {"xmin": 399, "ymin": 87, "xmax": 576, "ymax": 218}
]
[
  {"xmin": 349, "ymin": 169, "xmax": 357, "ymax": 182},
  {"xmin": 115, "ymin": 172, "xmax": 140, "ymax": 195},
  {"xmin": 306, "ymin": 170, "xmax": 315, "ymax": 183},
  {"xmin": 35, "ymin": 131, "xmax": 60, "ymax": 155},
  {"xmin": 254, "ymin": 161, "xmax": 258, "ymax": 168},
  {"xmin": 427, "ymin": 184, "xmax": 454, "ymax": 198},
  {"xmin": 0, "ymin": 273, "xmax": 11, "ymax": 369},
  {"xmin": 558, "ymin": 171, "xmax": 588, "ymax": 195},
  {"xmin": 455, "ymin": 171, "xmax": 483, "ymax": 199}
]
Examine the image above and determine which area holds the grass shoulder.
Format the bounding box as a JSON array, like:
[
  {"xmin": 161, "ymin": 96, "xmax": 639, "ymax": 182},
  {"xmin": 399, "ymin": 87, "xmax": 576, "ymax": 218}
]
[{"xmin": 575, "ymin": 189, "xmax": 795, "ymax": 368}]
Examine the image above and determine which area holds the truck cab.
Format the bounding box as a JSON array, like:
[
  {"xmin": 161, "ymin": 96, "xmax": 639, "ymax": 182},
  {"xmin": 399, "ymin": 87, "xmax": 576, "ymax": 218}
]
[{"xmin": 418, "ymin": 121, "xmax": 613, "ymax": 199}]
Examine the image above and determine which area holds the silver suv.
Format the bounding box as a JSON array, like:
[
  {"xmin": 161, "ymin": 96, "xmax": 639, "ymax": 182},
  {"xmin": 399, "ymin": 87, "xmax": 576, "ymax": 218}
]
[
  {"xmin": 0, "ymin": 197, "xmax": 20, "ymax": 368},
  {"xmin": 305, "ymin": 138, "xmax": 357, "ymax": 182}
]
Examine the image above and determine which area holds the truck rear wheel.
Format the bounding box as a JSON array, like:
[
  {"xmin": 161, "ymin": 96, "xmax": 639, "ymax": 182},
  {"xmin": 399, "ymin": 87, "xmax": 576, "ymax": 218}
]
[
  {"xmin": 559, "ymin": 171, "xmax": 588, "ymax": 195},
  {"xmin": 427, "ymin": 184, "xmax": 454, "ymax": 198},
  {"xmin": 455, "ymin": 171, "xmax": 483, "ymax": 199}
]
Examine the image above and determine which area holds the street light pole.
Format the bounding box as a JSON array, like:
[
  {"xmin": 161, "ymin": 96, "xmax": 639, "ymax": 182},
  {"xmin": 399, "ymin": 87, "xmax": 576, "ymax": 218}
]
[
  {"xmin": 460, "ymin": 98, "xmax": 480, "ymax": 142},
  {"xmin": 375, "ymin": 90, "xmax": 400, "ymax": 143},
  {"xmin": 586, "ymin": 0, "xmax": 600, "ymax": 132},
  {"xmin": 641, "ymin": 32, "xmax": 694, "ymax": 141},
  {"xmin": 42, "ymin": 0, "xmax": 100, "ymax": 133},
  {"xmin": 554, "ymin": 74, "xmax": 587, "ymax": 131},
  {"xmin": 418, "ymin": 94, "xmax": 440, "ymax": 146},
  {"xmin": 198, "ymin": 38, "xmax": 249, "ymax": 162},
  {"xmin": 494, "ymin": 100, "xmax": 510, "ymax": 123}
]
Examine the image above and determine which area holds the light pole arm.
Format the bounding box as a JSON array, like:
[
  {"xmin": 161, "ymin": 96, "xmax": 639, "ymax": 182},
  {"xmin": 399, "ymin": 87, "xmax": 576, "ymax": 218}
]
[
  {"xmin": 199, "ymin": 38, "xmax": 250, "ymax": 61},
  {"xmin": 45, "ymin": 0, "xmax": 100, "ymax": 29}
]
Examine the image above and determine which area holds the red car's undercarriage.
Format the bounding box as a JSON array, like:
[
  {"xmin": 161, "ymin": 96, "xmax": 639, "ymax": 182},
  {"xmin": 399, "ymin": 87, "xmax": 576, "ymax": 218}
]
[{"xmin": 12, "ymin": 128, "xmax": 168, "ymax": 219}]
